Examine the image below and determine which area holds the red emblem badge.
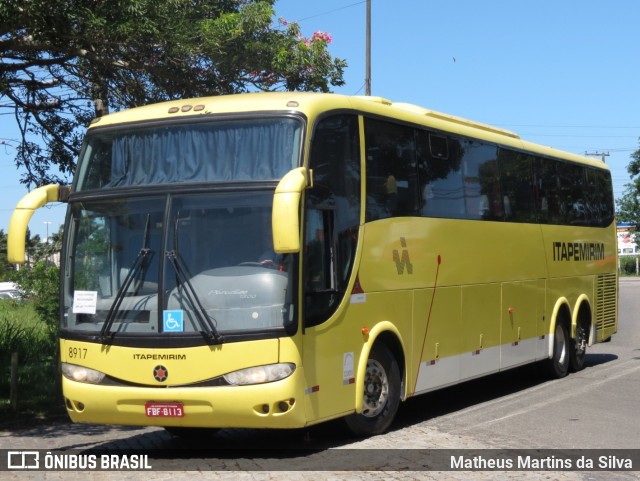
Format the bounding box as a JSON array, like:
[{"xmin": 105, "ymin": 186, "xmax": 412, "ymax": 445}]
[{"xmin": 153, "ymin": 365, "xmax": 168, "ymax": 382}]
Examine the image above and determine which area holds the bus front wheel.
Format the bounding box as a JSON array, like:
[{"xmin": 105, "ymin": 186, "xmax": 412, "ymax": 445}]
[{"xmin": 345, "ymin": 343, "xmax": 401, "ymax": 437}]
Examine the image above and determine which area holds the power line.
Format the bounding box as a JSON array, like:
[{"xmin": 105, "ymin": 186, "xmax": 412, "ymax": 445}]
[
  {"xmin": 293, "ymin": 1, "xmax": 367, "ymax": 23},
  {"xmin": 351, "ymin": 81, "xmax": 366, "ymax": 95}
]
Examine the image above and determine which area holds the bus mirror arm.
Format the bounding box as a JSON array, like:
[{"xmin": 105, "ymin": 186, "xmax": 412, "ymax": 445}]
[
  {"xmin": 58, "ymin": 185, "xmax": 72, "ymax": 202},
  {"xmin": 7, "ymin": 184, "xmax": 70, "ymax": 264},
  {"xmin": 272, "ymin": 167, "xmax": 310, "ymax": 254}
]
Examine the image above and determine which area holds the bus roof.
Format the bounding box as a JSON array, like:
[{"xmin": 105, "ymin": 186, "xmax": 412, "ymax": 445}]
[{"xmin": 89, "ymin": 92, "xmax": 608, "ymax": 170}]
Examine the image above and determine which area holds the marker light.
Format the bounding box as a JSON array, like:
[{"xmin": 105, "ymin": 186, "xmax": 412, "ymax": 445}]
[
  {"xmin": 61, "ymin": 363, "xmax": 106, "ymax": 384},
  {"xmin": 223, "ymin": 363, "xmax": 295, "ymax": 386}
]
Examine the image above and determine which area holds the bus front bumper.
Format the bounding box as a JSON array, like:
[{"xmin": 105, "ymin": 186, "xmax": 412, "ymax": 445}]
[{"xmin": 62, "ymin": 369, "xmax": 307, "ymax": 429}]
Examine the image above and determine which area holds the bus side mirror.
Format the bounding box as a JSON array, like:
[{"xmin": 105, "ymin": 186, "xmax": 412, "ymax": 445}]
[
  {"xmin": 272, "ymin": 167, "xmax": 310, "ymax": 254},
  {"xmin": 8, "ymin": 184, "xmax": 70, "ymax": 264}
]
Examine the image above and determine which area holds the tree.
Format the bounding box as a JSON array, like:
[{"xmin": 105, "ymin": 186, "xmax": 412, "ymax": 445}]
[
  {"xmin": 616, "ymin": 140, "xmax": 640, "ymax": 248},
  {"xmin": 0, "ymin": 230, "xmax": 13, "ymax": 279},
  {"xmin": 12, "ymin": 260, "xmax": 60, "ymax": 342},
  {"xmin": 616, "ymin": 140, "xmax": 640, "ymax": 223},
  {"xmin": 1, "ymin": 0, "xmax": 347, "ymax": 186},
  {"xmin": 0, "ymin": 229, "xmax": 43, "ymax": 280}
]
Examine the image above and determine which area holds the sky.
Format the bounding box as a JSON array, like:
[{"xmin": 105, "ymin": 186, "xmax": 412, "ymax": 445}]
[{"xmin": 1, "ymin": 0, "xmax": 639, "ymax": 240}]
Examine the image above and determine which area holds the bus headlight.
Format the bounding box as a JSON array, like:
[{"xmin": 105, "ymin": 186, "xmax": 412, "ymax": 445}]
[
  {"xmin": 223, "ymin": 363, "xmax": 295, "ymax": 386},
  {"xmin": 61, "ymin": 362, "xmax": 106, "ymax": 384}
]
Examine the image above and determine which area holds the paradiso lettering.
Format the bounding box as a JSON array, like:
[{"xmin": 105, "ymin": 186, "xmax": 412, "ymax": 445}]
[{"xmin": 552, "ymin": 242, "xmax": 605, "ymax": 262}]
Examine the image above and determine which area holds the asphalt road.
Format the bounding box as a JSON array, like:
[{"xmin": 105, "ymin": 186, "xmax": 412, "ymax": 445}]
[{"xmin": 2, "ymin": 278, "xmax": 639, "ymax": 481}]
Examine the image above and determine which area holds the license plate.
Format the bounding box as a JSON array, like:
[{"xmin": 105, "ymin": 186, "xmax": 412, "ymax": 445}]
[{"xmin": 145, "ymin": 402, "xmax": 184, "ymax": 418}]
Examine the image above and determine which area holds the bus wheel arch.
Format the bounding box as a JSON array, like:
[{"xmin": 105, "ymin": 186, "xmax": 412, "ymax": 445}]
[
  {"xmin": 345, "ymin": 329, "xmax": 405, "ymax": 436},
  {"xmin": 545, "ymin": 301, "xmax": 571, "ymax": 379},
  {"xmin": 373, "ymin": 330, "xmax": 406, "ymax": 397},
  {"xmin": 570, "ymin": 298, "xmax": 592, "ymax": 372}
]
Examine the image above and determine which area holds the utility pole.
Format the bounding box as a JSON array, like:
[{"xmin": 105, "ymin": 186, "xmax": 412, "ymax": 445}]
[
  {"xmin": 365, "ymin": 0, "xmax": 371, "ymax": 96},
  {"xmin": 585, "ymin": 151, "xmax": 610, "ymax": 163},
  {"xmin": 44, "ymin": 221, "xmax": 52, "ymax": 264},
  {"xmin": 44, "ymin": 221, "xmax": 51, "ymax": 244}
]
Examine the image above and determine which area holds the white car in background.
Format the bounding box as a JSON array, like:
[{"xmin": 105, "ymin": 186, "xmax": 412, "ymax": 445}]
[{"xmin": 0, "ymin": 282, "xmax": 22, "ymax": 300}]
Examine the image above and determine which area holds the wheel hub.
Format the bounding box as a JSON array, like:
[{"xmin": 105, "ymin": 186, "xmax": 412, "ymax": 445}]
[{"xmin": 362, "ymin": 359, "xmax": 389, "ymax": 418}]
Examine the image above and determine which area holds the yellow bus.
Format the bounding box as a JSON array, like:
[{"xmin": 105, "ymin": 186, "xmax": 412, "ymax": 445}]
[{"xmin": 8, "ymin": 92, "xmax": 617, "ymax": 436}]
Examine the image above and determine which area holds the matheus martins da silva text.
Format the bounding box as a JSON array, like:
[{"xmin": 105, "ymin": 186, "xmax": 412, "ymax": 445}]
[{"xmin": 451, "ymin": 454, "xmax": 633, "ymax": 470}]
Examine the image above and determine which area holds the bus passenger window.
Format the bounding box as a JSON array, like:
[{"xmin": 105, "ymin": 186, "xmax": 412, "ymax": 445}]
[
  {"xmin": 364, "ymin": 118, "xmax": 419, "ymax": 221},
  {"xmin": 429, "ymin": 134, "xmax": 449, "ymax": 160},
  {"xmin": 586, "ymin": 168, "xmax": 614, "ymax": 227},
  {"xmin": 417, "ymin": 131, "xmax": 465, "ymax": 219},
  {"xmin": 461, "ymin": 140, "xmax": 501, "ymax": 221},
  {"xmin": 499, "ymin": 149, "xmax": 536, "ymax": 223}
]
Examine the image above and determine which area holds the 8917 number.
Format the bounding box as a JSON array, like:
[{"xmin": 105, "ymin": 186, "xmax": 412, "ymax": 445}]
[{"xmin": 68, "ymin": 347, "xmax": 88, "ymax": 359}]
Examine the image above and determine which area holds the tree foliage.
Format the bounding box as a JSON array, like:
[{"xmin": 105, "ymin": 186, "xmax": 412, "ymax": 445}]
[
  {"xmin": 616, "ymin": 140, "xmax": 640, "ymax": 246},
  {"xmin": 0, "ymin": 228, "xmax": 53, "ymax": 279},
  {"xmin": 0, "ymin": 0, "xmax": 347, "ymax": 186},
  {"xmin": 12, "ymin": 261, "xmax": 60, "ymax": 339},
  {"xmin": 0, "ymin": 230, "xmax": 12, "ymax": 279}
]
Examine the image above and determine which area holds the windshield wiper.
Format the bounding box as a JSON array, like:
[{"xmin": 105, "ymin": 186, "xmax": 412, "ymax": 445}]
[
  {"xmin": 100, "ymin": 214, "xmax": 154, "ymax": 343},
  {"xmin": 165, "ymin": 249, "xmax": 223, "ymax": 345}
]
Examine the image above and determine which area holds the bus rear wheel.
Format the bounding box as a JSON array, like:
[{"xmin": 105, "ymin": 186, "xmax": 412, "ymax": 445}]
[
  {"xmin": 345, "ymin": 343, "xmax": 401, "ymax": 437},
  {"xmin": 570, "ymin": 323, "xmax": 588, "ymax": 372},
  {"xmin": 545, "ymin": 321, "xmax": 570, "ymax": 379}
]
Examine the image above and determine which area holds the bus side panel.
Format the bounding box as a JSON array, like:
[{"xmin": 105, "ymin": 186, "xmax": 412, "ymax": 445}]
[
  {"xmin": 541, "ymin": 224, "xmax": 617, "ymax": 279},
  {"xmin": 460, "ymin": 284, "xmax": 501, "ymax": 379},
  {"xmin": 415, "ymin": 279, "xmax": 548, "ymax": 393},
  {"xmin": 500, "ymin": 280, "xmax": 547, "ymax": 367},
  {"xmin": 540, "ymin": 223, "xmax": 618, "ymax": 343},
  {"xmin": 301, "ymin": 290, "xmax": 413, "ymax": 424},
  {"xmin": 546, "ymin": 276, "xmax": 593, "ymax": 328},
  {"xmin": 412, "ymin": 286, "xmax": 462, "ymax": 393}
]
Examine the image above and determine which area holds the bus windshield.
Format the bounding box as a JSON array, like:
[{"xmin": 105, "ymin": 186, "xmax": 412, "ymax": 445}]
[
  {"xmin": 63, "ymin": 191, "xmax": 295, "ymax": 341},
  {"xmin": 75, "ymin": 117, "xmax": 303, "ymax": 191}
]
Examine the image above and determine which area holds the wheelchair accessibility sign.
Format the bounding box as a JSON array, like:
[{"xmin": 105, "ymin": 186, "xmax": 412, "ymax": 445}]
[{"xmin": 163, "ymin": 310, "xmax": 184, "ymax": 332}]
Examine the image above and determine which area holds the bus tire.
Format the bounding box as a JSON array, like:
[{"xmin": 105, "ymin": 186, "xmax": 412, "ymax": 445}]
[
  {"xmin": 545, "ymin": 321, "xmax": 570, "ymax": 379},
  {"xmin": 344, "ymin": 343, "xmax": 401, "ymax": 437},
  {"xmin": 570, "ymin": 323, "xmax": 588, "ymax": 372}
]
